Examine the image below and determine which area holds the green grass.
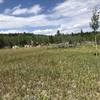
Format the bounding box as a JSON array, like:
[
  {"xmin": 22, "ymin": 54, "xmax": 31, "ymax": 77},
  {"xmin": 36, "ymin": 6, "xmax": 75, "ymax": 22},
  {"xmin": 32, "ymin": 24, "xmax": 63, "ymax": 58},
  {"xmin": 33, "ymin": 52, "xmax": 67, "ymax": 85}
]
[{"xmin": 0, "ymin": 46, "xmax": 100, "ymax": 100}]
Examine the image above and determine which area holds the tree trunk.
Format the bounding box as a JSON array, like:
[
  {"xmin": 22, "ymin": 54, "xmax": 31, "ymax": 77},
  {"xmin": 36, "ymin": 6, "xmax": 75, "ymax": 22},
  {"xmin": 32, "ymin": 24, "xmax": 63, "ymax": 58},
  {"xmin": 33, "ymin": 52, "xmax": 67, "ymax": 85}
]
[{"xmin": 95, "ymin": 35, "xmax": 98, "ymax": 57}]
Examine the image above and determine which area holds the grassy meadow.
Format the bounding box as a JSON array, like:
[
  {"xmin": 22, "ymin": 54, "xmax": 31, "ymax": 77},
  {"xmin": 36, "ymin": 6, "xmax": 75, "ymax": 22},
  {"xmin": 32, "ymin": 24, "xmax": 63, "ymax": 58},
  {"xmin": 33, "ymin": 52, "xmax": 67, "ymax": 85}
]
[{"xmin": 0, "ymin": 45, "xmax": 100, "ymax": 100}]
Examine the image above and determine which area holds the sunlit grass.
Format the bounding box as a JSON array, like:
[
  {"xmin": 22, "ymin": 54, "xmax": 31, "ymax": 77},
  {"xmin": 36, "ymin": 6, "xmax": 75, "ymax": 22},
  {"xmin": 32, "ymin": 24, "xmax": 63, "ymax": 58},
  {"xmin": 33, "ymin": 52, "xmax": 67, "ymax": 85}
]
[{"xmin": 0, "ymin": 46, "xmax": 100, "ymax": 100}]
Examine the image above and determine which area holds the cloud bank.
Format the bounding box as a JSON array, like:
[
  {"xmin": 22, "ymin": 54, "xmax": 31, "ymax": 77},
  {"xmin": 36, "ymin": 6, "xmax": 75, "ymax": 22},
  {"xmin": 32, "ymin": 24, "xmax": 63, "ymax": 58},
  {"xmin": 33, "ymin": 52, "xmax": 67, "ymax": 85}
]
[{"xmin": 0, "ymin": 0, "xmax": 100, "ymax": 34}]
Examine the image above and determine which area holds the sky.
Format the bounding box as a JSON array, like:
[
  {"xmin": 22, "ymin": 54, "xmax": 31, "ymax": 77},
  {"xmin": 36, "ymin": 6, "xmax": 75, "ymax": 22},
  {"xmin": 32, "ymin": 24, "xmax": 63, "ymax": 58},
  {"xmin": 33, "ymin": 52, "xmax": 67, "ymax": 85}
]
[{"xmin": 0, "ymin": 0, "xmax": 100, "ymax": 35}]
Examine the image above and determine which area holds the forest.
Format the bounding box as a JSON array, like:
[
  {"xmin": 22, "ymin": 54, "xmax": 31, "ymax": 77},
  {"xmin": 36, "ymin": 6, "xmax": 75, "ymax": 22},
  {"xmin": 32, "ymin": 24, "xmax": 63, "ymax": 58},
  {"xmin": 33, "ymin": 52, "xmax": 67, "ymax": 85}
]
[{"xmin": 0, "ymin": 30, "xmax": 100, "ymax": 48}]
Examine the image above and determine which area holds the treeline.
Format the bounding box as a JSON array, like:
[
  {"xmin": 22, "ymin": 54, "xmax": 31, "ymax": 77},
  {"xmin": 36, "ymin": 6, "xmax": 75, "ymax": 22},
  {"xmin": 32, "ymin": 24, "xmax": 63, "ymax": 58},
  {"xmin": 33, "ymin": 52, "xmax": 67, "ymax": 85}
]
[{"xmin": 0, "ymin": 31, "xmax": 100, "ymax": 48}]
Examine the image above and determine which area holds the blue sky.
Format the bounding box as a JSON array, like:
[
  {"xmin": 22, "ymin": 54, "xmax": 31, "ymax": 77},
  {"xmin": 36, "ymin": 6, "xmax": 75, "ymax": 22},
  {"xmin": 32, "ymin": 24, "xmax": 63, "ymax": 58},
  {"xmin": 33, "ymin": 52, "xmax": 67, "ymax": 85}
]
[{"xmin": 0, "ymin": 0, "xmax": 100, "ymax": 35}]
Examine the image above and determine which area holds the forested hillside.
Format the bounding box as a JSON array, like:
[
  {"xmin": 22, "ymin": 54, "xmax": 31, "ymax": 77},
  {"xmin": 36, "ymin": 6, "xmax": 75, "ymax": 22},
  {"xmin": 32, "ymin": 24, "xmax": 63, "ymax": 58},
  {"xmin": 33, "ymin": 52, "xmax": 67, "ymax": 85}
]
[{"xmin": 0, "ymin": 31, "xmax": 100, "ymax": 48}]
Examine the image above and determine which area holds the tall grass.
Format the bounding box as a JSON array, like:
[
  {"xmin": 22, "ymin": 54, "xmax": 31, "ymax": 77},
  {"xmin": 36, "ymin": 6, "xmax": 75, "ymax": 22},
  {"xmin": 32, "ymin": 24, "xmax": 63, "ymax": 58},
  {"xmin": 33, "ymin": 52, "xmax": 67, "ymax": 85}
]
[{"xmin": 0, "ymin": 46, "xmax": 100, "ymax": 100}]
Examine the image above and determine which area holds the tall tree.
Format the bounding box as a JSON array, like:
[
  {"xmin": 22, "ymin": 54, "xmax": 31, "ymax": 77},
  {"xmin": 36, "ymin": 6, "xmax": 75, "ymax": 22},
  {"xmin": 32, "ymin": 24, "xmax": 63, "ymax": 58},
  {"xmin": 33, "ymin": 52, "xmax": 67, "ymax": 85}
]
[
  {"xmin": 80, "ymin": 29, "xmax": 84, "ymax": 36},
  {"xmin": 56, "ymin": 30, "xmax": 61, "ymax": 36},
  {"xmin": 90, "ymin": 8, "xmax": 99, "ymax": 56}
]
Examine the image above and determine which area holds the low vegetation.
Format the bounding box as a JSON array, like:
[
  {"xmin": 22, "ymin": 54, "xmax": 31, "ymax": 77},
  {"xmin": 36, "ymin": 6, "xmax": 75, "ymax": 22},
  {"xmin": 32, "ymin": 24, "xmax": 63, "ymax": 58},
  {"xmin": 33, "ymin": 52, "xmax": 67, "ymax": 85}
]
[{"xmin": 0, "ymin": 45, "xmax": 100, "ymax": 100}]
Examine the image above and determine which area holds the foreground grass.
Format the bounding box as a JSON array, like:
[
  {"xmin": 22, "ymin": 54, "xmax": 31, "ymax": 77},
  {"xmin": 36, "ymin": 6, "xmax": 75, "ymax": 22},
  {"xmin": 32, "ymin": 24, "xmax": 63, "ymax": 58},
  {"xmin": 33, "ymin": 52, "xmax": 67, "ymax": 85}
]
[{"xmin": 0, "ymin": 46, "xmax": 100, "ymax": 100}]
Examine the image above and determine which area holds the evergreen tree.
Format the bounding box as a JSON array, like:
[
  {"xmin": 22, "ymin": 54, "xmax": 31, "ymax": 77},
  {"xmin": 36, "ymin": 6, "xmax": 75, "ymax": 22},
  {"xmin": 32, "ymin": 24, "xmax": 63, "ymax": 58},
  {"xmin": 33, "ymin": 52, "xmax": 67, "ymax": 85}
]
[
  {"xmin": 80, "ymin": 29, "xmax": 84, "ymax": 36},
  {"xmin": 56, "ymin": 30, "xmax": 61, "ymax": 36}
]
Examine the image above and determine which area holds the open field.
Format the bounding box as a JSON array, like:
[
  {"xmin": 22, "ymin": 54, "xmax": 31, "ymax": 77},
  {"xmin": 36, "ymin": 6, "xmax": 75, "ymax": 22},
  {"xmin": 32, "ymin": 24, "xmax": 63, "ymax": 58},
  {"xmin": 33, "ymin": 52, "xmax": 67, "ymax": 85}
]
[{"xmin": 0, "ymin": 46, "xmax": 100, "ymax": 100}]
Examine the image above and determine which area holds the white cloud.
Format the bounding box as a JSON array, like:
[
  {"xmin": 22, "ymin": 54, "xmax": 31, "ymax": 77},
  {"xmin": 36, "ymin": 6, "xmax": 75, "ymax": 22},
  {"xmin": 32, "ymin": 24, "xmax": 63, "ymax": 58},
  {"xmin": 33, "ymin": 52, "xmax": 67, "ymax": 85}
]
[
  {"xmin": 12, "ymin": 8, "xmax": 28, "ymax": 15},
  {"xmin": 0, "ymin": 29, "xmax": 28, "ymax": 34},
  {"xmin": 0, "ymin": 14, "xmax": 55, "ymax": 30},
  {"xmin": 0, "ymin": 0, "xmax": 4, "ymax": 4},
  {"xmin": 50, "ymin": 0, "xmax": 100, "ymax": 33},
  {"xmin": 33, "ymin": 29, "xmax": 57, "ymax": 35},
  {"xmin": 4, "ymin": 5, "xmax": 21, "ymax": 14},
  {"xmin": 53, "ymin": 0, "xmax": 100, "ymax": 16},
  {"xmin": 4, "ymin": 4, "xmax": 42, "ymax": 15},
  {"xmin": 29, "ymin": 5, "xmax": 42, "ymax": 14},
  {"xmin": 1, "ymin": 0, "xmax": 100, "ymax": 34}
]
